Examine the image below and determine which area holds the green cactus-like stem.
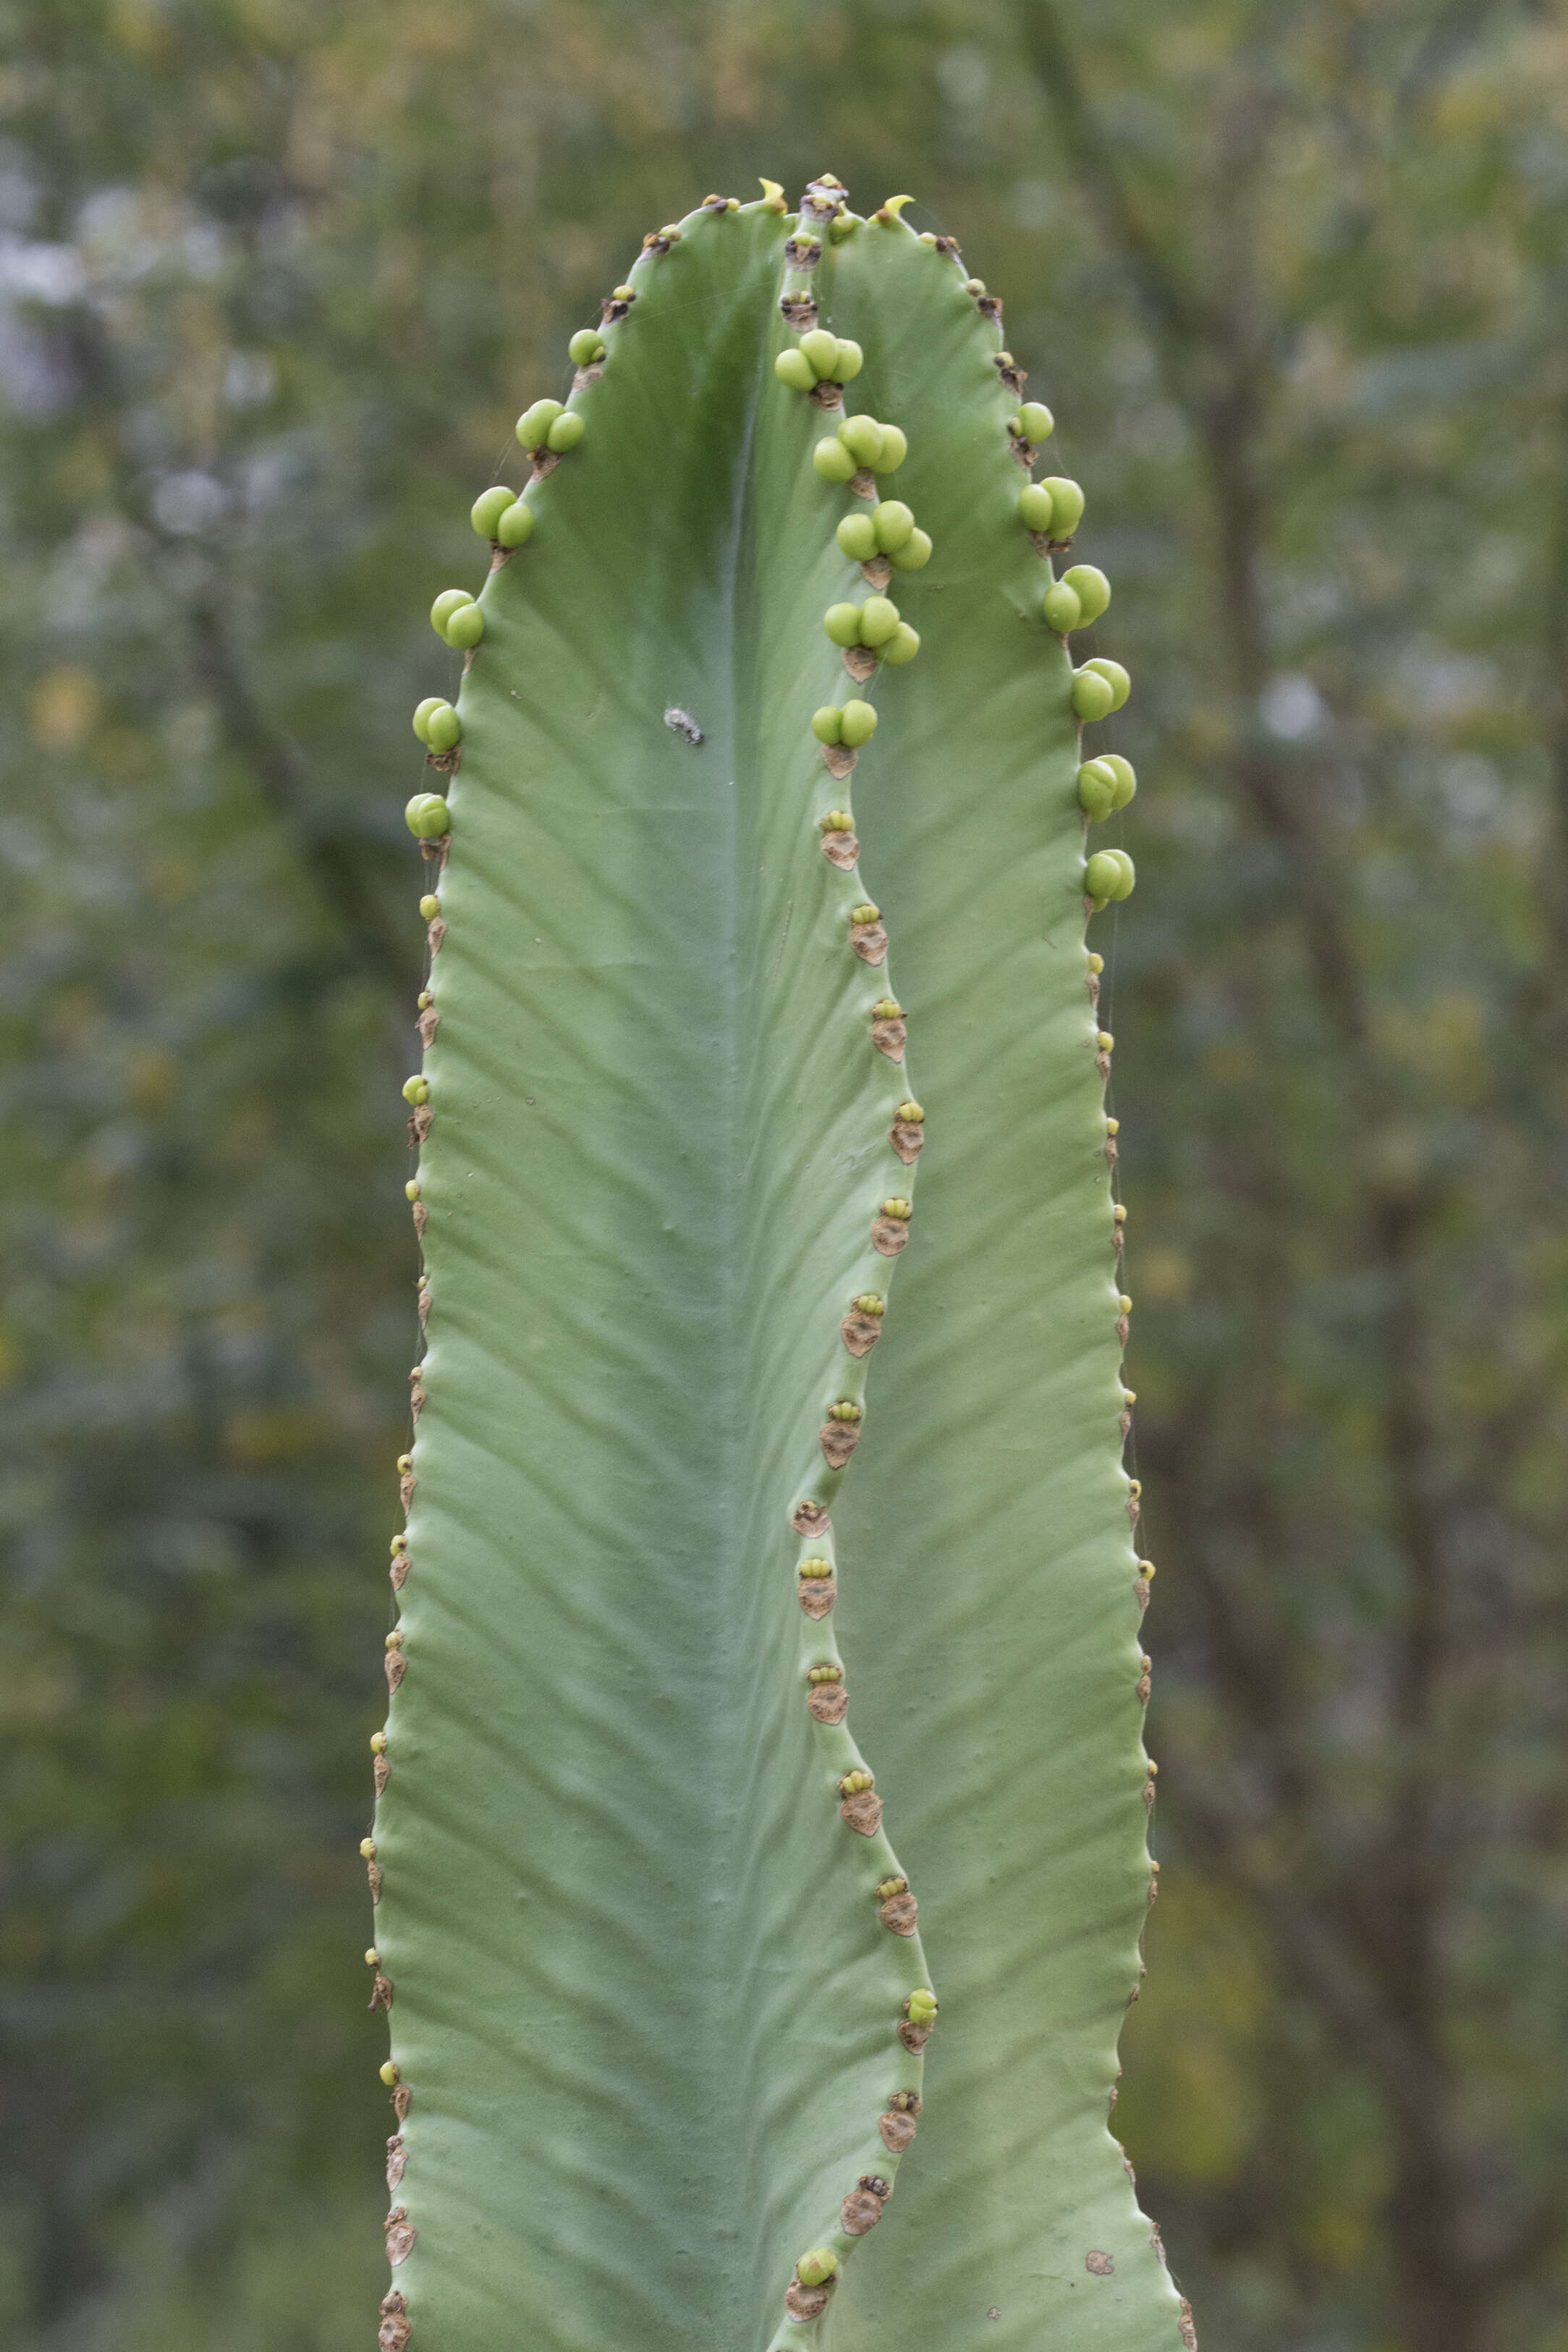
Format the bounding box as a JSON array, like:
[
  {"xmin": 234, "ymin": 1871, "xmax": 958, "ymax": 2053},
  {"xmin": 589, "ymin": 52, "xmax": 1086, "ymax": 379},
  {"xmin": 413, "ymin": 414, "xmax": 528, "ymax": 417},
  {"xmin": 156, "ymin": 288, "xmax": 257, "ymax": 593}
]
[{"xmin": 371, "ymin": 182, "xmax": 1182, "ymax": 2352}]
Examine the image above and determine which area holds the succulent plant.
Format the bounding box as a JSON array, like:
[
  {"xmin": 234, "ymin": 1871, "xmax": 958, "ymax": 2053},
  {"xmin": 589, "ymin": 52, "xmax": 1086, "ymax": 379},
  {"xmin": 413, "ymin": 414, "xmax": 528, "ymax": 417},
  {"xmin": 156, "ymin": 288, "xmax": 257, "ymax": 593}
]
[{"xmin": 369, "ymin": 178, "xmax": 1171, "ymax": 2352}]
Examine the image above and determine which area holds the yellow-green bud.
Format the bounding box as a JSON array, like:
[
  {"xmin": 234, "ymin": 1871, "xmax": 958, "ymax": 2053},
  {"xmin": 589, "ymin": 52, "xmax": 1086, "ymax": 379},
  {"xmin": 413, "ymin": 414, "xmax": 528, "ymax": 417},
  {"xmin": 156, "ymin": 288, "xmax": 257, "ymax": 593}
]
[
  {"xmin": 404, "ymin": 793, "xmax": 450, "ymax": 839},
  {"xmin": 1081, "ymin": 656, "xmax": 1130, "ymax": 710},
  {"xmin": 834, "ymin": 337, "xmax": 863, "ymax": 380},
  {"xmin": 871, "ymin": 499, "xmax": 914, "ymax": 553},
  {"xmin": 567, "ymin": 327, "xmax": 604, "ymax": 365},
  {"xmin": 1085, "ymin": 849, "xmax": 1135, "ymax": 903},
  {"xmin": 1043, "ymin": 580, "xmax": 1082, "ymax": 634},
  {"xmin": 894, "ymin": 1099, "xmax": 924, "ymax": 1122},
  {"xmin": 836, "ymin": 512, "xmax": 878, "ymax": 562},
  {"xmin": 813, "ymin": 436, "xmax": 857, "ymax": 483},
  {"xmin": 905, "ymin": 1987, "xmax": 938, "ymax": 2022},
  {"xmin": 880, "ymin": 1196, "xmax": 912, "ymax": 1219},
  {"xmin": 546, "ymin": 411, "xmax": 585, "ymax": 453},
  {"xmin": 881, "ymin": 622, "xmax": 920, "ymax": 666},
  {"xmin": 888, "ymin": 527, "xmax": 932, "ymax": 572},
  {"xmin": 873, "ymin": 423, "xmax": 907, "ymax": 471},
  {"xmin": 819, "ymin": 809, "xmax": 854, "ymax": 832},
  {"xmin": 1072, "ymin": 667, "xmax": 1116, "ymax": 722},
  {"xmin": 799, "ymin": 1557, "xmax": 834, "ymax": 1578},
  {"xmin": 397, "ymin": 1453, "xmax": 412, "ymax": 1472},
  {"xmin": 379, "ymin": 2061, "xmax": 399, "ymax": 2086},
  {"xmin": 850, "ymin": 901, "xmax": 880, "ymax": 924},
  {"xmin": 1014, "ymin": 401, "xmax": 1054, "ymax": 441},
  {"xmin": 1041, "ymin": 476, "xmax": 1085, "ymax": 536},
  {"xmin": 404, "ymin": 1182, "xmax": 420, "ymax": 1202},
  {"xmin": 360, "ymin": 1838, "xmax": 377, "ymax": 1859},
  {"xmin": 1062, "ymin": 565, "xmax": 1111, "ymax": 625},
  {"xmin": 852, "ymin": 1293, "xmax": 885, "ymax": 1315},
  {"xmin": 858, "ymin": 595, "xmax": 900, "ymax": 648},
  {"xmin": 1017, "ymin": 482, "xmax": 1056, "ymax": 533},
  {"xmin": 811, "ymin": 706, "xmax": 844, "ymax": 744},
  {"xmin": 827, "ymin": 1400, "xmax": 863, "ymax": 1423},
  {"xmin": 1100, "ymin": 752, "xmax": 1136, "ymax": 808},
  {"xmin": 799, "ymin": 327, "xmax": 839, "ymax": 378},
  {"xmin": 838, "ymin": 414, "xmax": 883, "ymax": 466},
  {"xmin": 412, "ymin": 696, "xmax": 443, "ymax": 742},
  {"xmin": 470, "ymin": 485, "xmax": 514, "ymax": 539},
  {"xmin": 370, "ymin": 1733, "xmax": 387, "ymax": 1754},
  {"xmin": 425, "ymin": 702, "xmax": 461, "ymax": 753},
  {"xmin": 430, "ymin": 588, "xmax": 472, "ymax": 634},
  {"xmin": 775, "ymin": 348, "xmax": 815, "ymax": 391},
  {"xmin": 496, "ymin": 498, "xmax": 534, "ymax": 549},
  {"xmin": 517, "ymin": 397, "xmax": 563, "ymax": 447},
  {"xmin": 611, "ymin": 283, "xmax": 635, "ymax": 300},
  {"xmin": 839, "ymin": 1769, "xmax": 874, "ymax": 1796},
  {"xmin": 418, "ymin": 894, "xmax": 441, "ymax": 920},
  {"xmin": 1077, "ymin": 759, "xmax": 1118, "ymax": 820},
  {"xmin": 1088, "ymin": 954, "xmax": 1104, "ymax": 974},
  {"xmin": 402, "ymin": 1076, "xmax": 428, "ymax": 1107},
  {"xmin": 807, "ymin": 1662, "xmax": 844, "ymax": 1683},
  {"xmin": 386, "ymin": 1628, "xmax": 404, "ymax": 1649},
  {"xmin": 839, "ymin": 699, "xmax": 877, "ymax": 748},
  {"xmin": 796, "ymin": 2250, "xmax": 838, "ymax": 2288},
  {"xmin": 823, "ymin": 602, "xmax": 863, "ymax": 647},
  {"xmin": 871, "ymin": 997, "xmax": 902, "ymax": 1018},
  {"xmin": 366, "ymin": 1947, "xmax": 381, "ymax": 1965},
  {"xmin": 445, "ymin": 601, "xmax": 485, "ymax": 649}
]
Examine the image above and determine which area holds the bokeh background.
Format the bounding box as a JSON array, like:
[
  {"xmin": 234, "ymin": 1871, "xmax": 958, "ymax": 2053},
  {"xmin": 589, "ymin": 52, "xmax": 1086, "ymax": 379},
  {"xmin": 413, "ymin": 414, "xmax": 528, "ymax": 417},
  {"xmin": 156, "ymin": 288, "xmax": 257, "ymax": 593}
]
[{"xmin": 3, "ymin": 3, "xmax": 1567, "ymax": 2348}]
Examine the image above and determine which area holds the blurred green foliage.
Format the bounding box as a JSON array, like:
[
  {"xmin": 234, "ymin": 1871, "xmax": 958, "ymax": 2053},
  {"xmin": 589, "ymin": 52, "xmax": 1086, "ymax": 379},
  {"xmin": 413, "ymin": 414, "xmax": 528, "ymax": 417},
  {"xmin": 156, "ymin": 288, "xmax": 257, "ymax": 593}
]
[{"xmin": 2, "ymin": 3, "xmax": 1567, "ymax": 2348}]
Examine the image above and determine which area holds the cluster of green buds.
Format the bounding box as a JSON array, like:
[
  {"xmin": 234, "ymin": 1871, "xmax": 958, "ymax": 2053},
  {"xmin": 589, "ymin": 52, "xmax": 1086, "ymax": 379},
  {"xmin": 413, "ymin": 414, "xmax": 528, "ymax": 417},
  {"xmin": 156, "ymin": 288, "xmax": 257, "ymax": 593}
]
[
  {"xmin": 775, "ymin": 327, "xmax": 863, "ymax": 390},
  {"xmin": 515, "ymin": 398, "xmax": 585, "ymax": 457},
  {"xmin": 851, "ymin": 1292, "xmax": 886, "ymax": 1317},
  {"xmin": 839, "ymin": 1769, "xmax": 874, "ymax": 1798},
  {"xmin": 1011, "ymin": 400, "xmax": 1054, "ymax": 444},
  {"xmin": 404, "ymin": 792, "xmax": 451, "ymax": 839},
  {"xmin": 836, "ymin": 500, "xmax": 933, "ymax": 572},
  {"xmin": 881, "ymin": 1196, "xmax": 912, "ymax": 1220},
  {"xmin": 807, "ymin": 1662, "xmax": 844, "ymax": 1684},
  {"xmin": 826, "ymin": 1398, "xmax": 864, "ymax": 1424},
  {"xmin": 893, "ymin": 1099, "xmax": 923, "ymax": 1125},
  {"xmin": 412, "ymin": 696, "xmax": 462, "ymax": 753},
  {"xmin": 849, "ymin": 900, "xmax": 880, "ymax": 926},
  {"xmin": 1072, "ymin": 658, "xmax": 1131, "ymax": 722},
  {"xmin": 430, "ymin": 587, "xmax": 484, "ymax": 648},
  {"xmin": 799, "ymin": 1555, "xmax": 834, "ymax": 1580},
  {"xmin": 470, "ymin": 483, "xmax": 534, "ymax": 549},
  {"xmin": 1077, "ymin": 755, "xmax": 1137, "ymax": 821},
  {"xmin": 812, "ymin": 699, "xmax": 877, "ymax": 747},
  {"xmin": 1043, "ymin": 564, "xmax": 1111, "ymax": 635},
  {"xmin": 1085, "ymin": 848, "xmax": 1136, "ymax": 908},
  {"xmin": 871, "ymin": 996, "xmax": 902, "ymax": 1020},
  {"xmin": 904, "ymin": 1987, "xmax": 938, "ymax": 2025},
  {"xmin": 567, "ymin": 326, "xmax": 606, "ymax": 367},
  {"xmin": 873, "ymin": 1876, "xmax": 909, "ymax": 1903},
  {"xmin": 813, "ymin": 413, "xmax": 909, "ymax": 481},
  {"xmin": 818, "ymin": 808, "xmax": 855, "ymax": 834},
  {"xmin": 1017, "ymin": 475, "xmax": 1086, "ymax": 541},
  {"xmin": 823, "ymin": 594, "xmax": 920, "ymax": 665},
  {"xmin": 795, "ymin": 2250, "xmax": 839, "ymax": 2289},
  {"xmin": 402, "ymin": 1075, "xmax": 429, "ymax": 1107}
]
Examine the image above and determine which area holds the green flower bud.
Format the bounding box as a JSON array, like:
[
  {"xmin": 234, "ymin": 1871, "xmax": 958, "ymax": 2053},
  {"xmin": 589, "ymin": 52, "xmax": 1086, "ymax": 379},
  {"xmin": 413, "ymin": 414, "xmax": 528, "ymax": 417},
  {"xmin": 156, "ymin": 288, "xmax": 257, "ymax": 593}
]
[
  {"xmin": 823, "ymin": 601, "xmax": 863, "ymax": 647},
  {"xmin": 404, "ymin": 793, "xmax": 451, "ymax": 839},
  {"xmin": 419, "ymin": 894, "xmax": 441, "ymax": 920},
  {"xmin": 1085, "ymin": 849, "xmax": 1135, "ymax": 904},
  {"xmin": 412, "ymin": 697, "xmax": 443, "ymax": 743},
  {"xmin": 827, "ymin": 1400, "xmax": 863, "ymax": 1423},
  {"xmin": 881, "ymin": 622, "xmax": 920, "ymax": 665},
  {"xmin": 567, "ymin": 327, "xmax": 604, "ymax": 364},
  {"xmin": 799, "ymin": 1557, "xmax": 834, "ymax": 1578},
  {"xmin": 431, "ymin": 588, "xmax": 472, "ymax": 633},
  {"xmin": 495, "ymin": 498, "xmax": 534, "ymax": 549},
  {"xmin": 873, "ymin": 423, "xmax": 908, "ymax": 472},
  {"xmin": 361, "ymin": 1837, "xmax": 377, "ymax": 1858},
  {"xmin": 1017, "ymin": 482, "xmax": 1056, "ymax": 533},
  {"xmin": 1081, "ymin": 656, "xmax": 1130, "ymax": 711},
  {"xmin": 888, "ymin": 526, "xmax": 932, "ymax": 571},
  {"xmin": 810, "ymin": 706, "xmax": 844, "ymax": 745},
  {"xmin": 446, "ymin": 602, "xmax": 485, "ymax": 649},
  {"xmin": 380, "ymin": 2062, "xmax": 400, "ymax": 2087},
  {"xmin": 1077, "ymin": 759, "xmax": 1118, "ymax": 821},
  {"xmin": 871, "ymin": 998, "xmax": 902, "ymax": 1018},
  {"xmin": 611, "ymin": 284, "xmax": 635, "ymax": 300},
  {"xmin": 813, "ymin": 436, "xmax": 857, "ymax": 483},
  {"xmin": 839, "ymin": 1769, "xmax": 874, "ymax": 1795},
  {"xmin": 836, "ymin": 512, "xmax": 878, "ymax": 562},
  {"xmin": 1014, "ymin": 401, "xmax": 1054, "ymax": 442},
  {"xmin": 546, "ymin": 411, "xmax": 585, "ymax": 453},
  {"xmin": 404, "ymin": 1182, "xmax": 420, "ymax": 1202},
  {"xmin": 402, "ymin": 1075, "xmax": 429, "ymax": 1106},
  {"xmin": 850, "ymin": 901, "xmax": 881, "ymax": 924},
  {"xmin": 370, "ymin": 1731, "xmax": 387, "ymax": 1751},
  {"xmin": 470, "ymin": 485, "xmax": 514, "ymax": 539},
  {"xmin": 894, "ymin": 1099, "xmax": 924, "ymax": 1121},
  {"xmin": 852, "ymin": 1293, "xmax": 886, "ymax": 1315},
  {"xmin": 1041, "ymin": 476, "xmax": 1085, "ymax": 536},
  {"xmin": 880, "ymin": 1196, "xmax": 912, "ymax": 1219},
  {"xmin": 839, "ymin": 699, "xmax": 877, "ymax": 748},
  {"xmin": 1100, "ymin": 752, "xmax": 1137, "ymax": 808},
  {"xmin": 1043, "ymin": 580, "xmax": 1082, "ymax": 634},
  {"xmin": 834, "ymin": 337, "xmax": 863, "ymax": 381},
  {"xmin": 517, "ymin": 397, "xmax": 564, "ymax": 447},
  {"xmin": 871, "ymin": 499, "xmax": 915, "ymax": 553},
  {"xmin": 1072, "ymin": 667, "xmax": 1116, "ymax": 722},
  {"xmin": 796, "ymin": 2251, "xmax": 838, "ymax": 2288},
  {"xmin": 807, "ymin": 1662, "xmax": 844, "ymax": 1683},
  {"xmin": 857, "ymin": 595, "xmax": 900, "ymax": 648},
  {"xmin": 838, "ymin": 414, "xmax": 883, "ymax": 466},
  {"xmin": 775, "ymin": 348, "xmax": 815, "ymax": 391},
  {"xmin": 905, "ymin": 1987, "xmax": 938, "ymax": 2022},
  {"xmin": 799, "ymin": 327, "xmax": 839, "ymax": 378},
  {"xmin": 425, "ymin": 702, "xmax": 462, "ymax": 753},
  {"xmin": 818, "ymin": 810, "xmax": 854, "ymax": 832},
  {"xmin": 1062, "ymin": 565, "xmax": 1111, "ymax": 625}
]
